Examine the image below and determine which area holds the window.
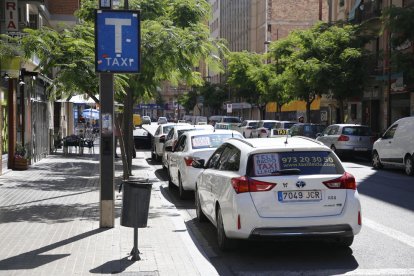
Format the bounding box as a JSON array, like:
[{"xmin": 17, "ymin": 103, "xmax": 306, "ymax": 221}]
[
  {"xmin": 218, "ymin": 146, "xmax": 240, "ymax": 171},
  {"xmin": 175, "ymin": 136, "xmax": 187, "ymax": 152},
  {"xmin": 263, "ymin": 122, "xmax": 277, "ymax": 129},
  {"xmin": 248, "ymin": 122, "xmax": 258, "ymax": 128},
  {"xmin": 329, "ymin": 126, "xmax": 340, "ymax": 135},
  {"xmin": 383, "ymin": 124, "xmax": 398, "ymax": 139},
  {"xmin": 155, "ymin": 127, "xmax": 161, "ymax": 136},
  {"xmin": 163, "ymin": 125, "xmax": 174, "ymax": 135},
  {"xmin": 206, "ymin": 145, "xmax": 227, "ymax": 169},
  {"xmin": 250, "ymin": 151, "xmax": 343, "ymax": 177},
  {"xmin": 191, "ymin": 133, "xmax": 241, "ymax": 149},
  {"xmin": 166, "ymin": 129, "xmax": 174, "ymax": 141},
  {"xmin": 342, "ymin": 126, "xmax": 372, "ymax": 136}
]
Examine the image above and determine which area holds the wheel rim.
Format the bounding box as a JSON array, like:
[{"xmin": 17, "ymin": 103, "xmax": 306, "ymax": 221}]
[{"xmin": 405, "ymin": 158, "xmax": 413, "ymax": 175}]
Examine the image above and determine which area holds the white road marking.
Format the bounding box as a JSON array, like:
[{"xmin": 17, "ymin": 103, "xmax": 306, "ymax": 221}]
[
  {"xmin": 238, "ymin": 268, "xmax": 414, "ymax": 275},
  {"xmin": 363, "ymin": 217, "xmax": 414, "ymax": 248}
]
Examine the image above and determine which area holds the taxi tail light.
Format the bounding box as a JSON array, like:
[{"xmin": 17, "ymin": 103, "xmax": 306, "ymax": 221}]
[
  {"xmin": 323, "ymin": 172, "xmax": 356, "ymax": 190},
  {"xmin": 338, "ymin": 135, "xmax": 349, "ymax": 141},
  {"xmin": 231, "ymin": 176, "xmax": 276, "ymax": 194},
  {"xmin": 184, "ymin": 156, "xmax": 197, "ymax": 166}
]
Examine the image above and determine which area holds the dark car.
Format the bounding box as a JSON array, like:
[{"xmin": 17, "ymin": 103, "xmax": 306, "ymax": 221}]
[{"xmin": 289, "ymin": 123, "xmax": 326, "ymax": 139}]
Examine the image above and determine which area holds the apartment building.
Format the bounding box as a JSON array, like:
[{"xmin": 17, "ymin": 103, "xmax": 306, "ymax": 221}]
[
  {"xmin": 0, "ymin": 0, "xmax": 80, "ymax": 174},
  {"xmin": 208, "ymin": 0, "xmax": 328, "ymax": 119},
  {"xmin": 330, "ymin": 0, "xmax": 414, "ymax": 133}
]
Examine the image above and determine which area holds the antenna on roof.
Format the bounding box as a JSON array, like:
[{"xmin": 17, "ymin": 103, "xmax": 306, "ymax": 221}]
[{"xmin": 284, "ymin": 130, "xmax": 289, "ymax": 144}]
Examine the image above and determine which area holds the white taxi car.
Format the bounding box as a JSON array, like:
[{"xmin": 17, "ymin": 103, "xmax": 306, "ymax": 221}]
[
  {"xmin": 167, "ymin": 129, "xmax": 243, "ymax": 199},
  {"xmin": 151, "ymin": 123, "xmax": 188, "ymax": 161},
  {"xmin": 162, "ymin": 124, "xmax": 214, "ymax": 169},
  {"xmin": 193, "ymin": 137, "xmax": 361, "ymax": 250}
]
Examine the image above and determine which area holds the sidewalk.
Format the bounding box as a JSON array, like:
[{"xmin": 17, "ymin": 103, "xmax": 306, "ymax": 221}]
[{"xmin": 0, "ymin": 149, "xmax": 218, "ymax": 275}]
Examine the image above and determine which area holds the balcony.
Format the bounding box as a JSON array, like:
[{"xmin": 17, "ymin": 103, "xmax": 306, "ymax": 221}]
[{"xmin": 352, "ymin": 0, "xmax": 382, "ymax": 23}]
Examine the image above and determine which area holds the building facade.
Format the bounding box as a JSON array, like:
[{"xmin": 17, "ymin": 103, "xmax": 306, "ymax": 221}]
[
  {"xmin": 208, "ymin": 0, "xmax": 328, "ymax": 120},
  {"xmin": 0, "ymin": 0, "xmax": 80, "ymax": 174},
  {"xmin": 330, "ymin": 0, "xmax": 414, "ymax": 133}
]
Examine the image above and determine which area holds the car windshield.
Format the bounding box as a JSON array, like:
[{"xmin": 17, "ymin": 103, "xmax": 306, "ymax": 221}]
[
  {"xmin": 223, "ymin": 117, "xmax": 240, "ymax": 123},
  {"xmin": 250, "ymin": 151, "xmax": 343, "ymax": 177},
  {"xmin": 342, "ymin": 126, "xmax": 372, "ymax": 136},
  {"xmin": 263, "ymin": 122, "xmax": 277, "ymax": 129},
  {"xmin": 191, "ymin": 134, "xmax": 242, "ymax": 149},
  {"xmin": 249, "ymin": 122, "xmax": 258, "ymax": 127},
  {"xmin": 283, "ymin": 122, "xmax": 295, "ymax": 129}
]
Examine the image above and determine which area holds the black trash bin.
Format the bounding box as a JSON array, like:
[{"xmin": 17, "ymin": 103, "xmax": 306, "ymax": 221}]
[{"xmin": 121, "ymin": 179, "xmax": 152, "ymax": 228}]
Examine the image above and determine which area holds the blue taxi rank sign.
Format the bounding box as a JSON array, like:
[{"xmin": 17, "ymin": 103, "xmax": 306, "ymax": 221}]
[{"xmin": 95, "ymin": 10, "xmax": 141, "ymax": 73}]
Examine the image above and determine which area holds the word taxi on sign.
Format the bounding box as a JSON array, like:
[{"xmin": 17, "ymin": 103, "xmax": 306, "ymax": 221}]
[{"xmin": 95, "ymin": 10, "xmax": 141, "ymax": 73}]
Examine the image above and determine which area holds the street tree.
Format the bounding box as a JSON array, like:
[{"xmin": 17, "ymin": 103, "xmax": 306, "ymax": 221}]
[
  {"xmin": 382, "ymin": 6, "xmax": 414, "ymax": 86},
  {"xmin": 226, "ymin": 51, "xmax": 264, "ymax": 117}
]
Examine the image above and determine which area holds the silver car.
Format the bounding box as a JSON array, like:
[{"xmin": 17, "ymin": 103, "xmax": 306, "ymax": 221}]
[{"xmin": 316, "ymin": 124, "xmax": 374, "ymax": 159}]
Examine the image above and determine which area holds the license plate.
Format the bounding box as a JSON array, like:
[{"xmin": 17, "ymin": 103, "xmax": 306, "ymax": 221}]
[
  {"xmin": 278, "ymin": 190, "xmax": 322, "ymax": 202},
  {"xmin": 354, "ymin": 147, "xmax": 367, "ymax": 151}
]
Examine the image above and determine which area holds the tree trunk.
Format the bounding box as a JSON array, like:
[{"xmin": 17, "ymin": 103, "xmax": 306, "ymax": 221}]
[
  {"xmin": 338, "ymin": 99, "xmax": 345, "ymax": 123},
  {"xmin": 306, "ymin": 100, "xmax": 311, "ymax": 123}
]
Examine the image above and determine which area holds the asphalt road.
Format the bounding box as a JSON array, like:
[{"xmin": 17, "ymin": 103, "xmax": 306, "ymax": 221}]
[{"xmin": 143, "ymin": 150, "xmax": 414, "ymax": 276}]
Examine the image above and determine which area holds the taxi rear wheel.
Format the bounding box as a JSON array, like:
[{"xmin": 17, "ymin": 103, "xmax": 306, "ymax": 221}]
[
  {"xmin": 195, "ymin": 187, "xmax": 207, "ymax": 222},
  {"xmin": 217, "ymin": 207, "xmax": 236, "ymax": 251},
  {"xmin": 178, "ymin": 173, "xmax": 190, "ymax": 199}
]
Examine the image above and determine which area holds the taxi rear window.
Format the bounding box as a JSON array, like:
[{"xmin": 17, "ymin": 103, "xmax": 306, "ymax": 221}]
[{"xmin": 249, "ymin": 151, "xmax": 343, "ymax": 176}]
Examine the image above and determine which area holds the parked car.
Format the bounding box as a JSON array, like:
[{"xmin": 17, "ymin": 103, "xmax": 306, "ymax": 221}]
[
  {"xmin": 162, "ymin": 124, "xmax": 214, "ymax": 169},
  {"xmin": 236, "ymin": 120, "xmax": 258, "ymax": 138},
  {"xmin": 133, "ymin": 125, "xmax": 151, "ymax": 149},
  {"xmin": 269, "ymin": 121, "xmax": 297, "ymax": 137},
  {"xmin": 142, "ymin": 116, "xmax": 151, "ymax": 125},
  {"xmin": 167, "ymin": 129, "xmax": 243, "ymax": 198},
  {"xmin": 209, "ymin": 115, "xmax": 223, "ymax": 126},
  {"xmin": 157, "ymin": 117, "xmax": 168, "ymax": 124},
  {"xmin": 316, "ymin": 124, "xmax": 374, "ymax": 159},
  {"xmin": 372, "ymin": 116, "xmax": 414, "ymax": 176},
  {"xmin": 192, "ymin": 116, "xmax": 208, "ymax": 125},
  {"xmin": 151, "ymin": 123, "xmax": 189, "ymax": 161},
  {"xmin": 219, "ymin": 116, "xmax": 241, "ymax": 126},
  {"xmin": 289, "ymin": 123, "xmax": 326, "ymax": 139},
  {"xmin": 193, "ymin": 137, "xmax": 361, "ymax": 250},
  {"xmin": 250, "ymin": 120, "xmax": 279, "ymax": 138}
]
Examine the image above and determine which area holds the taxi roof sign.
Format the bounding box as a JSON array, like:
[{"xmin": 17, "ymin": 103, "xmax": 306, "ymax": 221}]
[{"xmin": 95, "ymin": 10, "xmax": 141, "ymax": 73}]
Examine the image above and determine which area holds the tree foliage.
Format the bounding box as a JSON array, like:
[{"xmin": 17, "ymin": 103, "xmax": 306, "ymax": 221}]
[
  {"xmin": 267, "ymin": 22, "xmax": 369, "ymax": 122},
  {"xmin": 382, "ymin": 6, "xmax": 414, "ymax": 84},
  {"xmin": 226, "ymin": 51, "xmax": 263, "ymax": 105}
]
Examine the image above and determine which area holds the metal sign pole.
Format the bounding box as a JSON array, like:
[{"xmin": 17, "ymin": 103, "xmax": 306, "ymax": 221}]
[{"xmin": 99, "ymin": 73, "xmax": 115, "ymax": 228}]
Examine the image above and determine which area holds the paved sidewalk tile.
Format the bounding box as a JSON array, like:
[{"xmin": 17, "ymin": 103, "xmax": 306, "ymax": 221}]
[{"xmin": 0, "ymin": 150, "xmax": 218, "ymax": 276}]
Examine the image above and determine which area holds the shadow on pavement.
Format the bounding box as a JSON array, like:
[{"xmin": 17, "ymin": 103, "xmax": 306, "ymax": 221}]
[
  {"xmin": 89, "ymin": 256, "xmax": 140, "ymax": 274},
  {"xmin": 0, "ymin": 228, "xmax": 107, "ymax": 270},
  {"xmin": 184, "ymin": 218, "xmax": 359, "ymax": 275}
]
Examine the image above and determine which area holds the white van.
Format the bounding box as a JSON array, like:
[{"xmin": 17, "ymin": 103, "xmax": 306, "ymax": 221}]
[{"xmin": 372, "ymin": 116, "xmax": 414, "ymax": 176}]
